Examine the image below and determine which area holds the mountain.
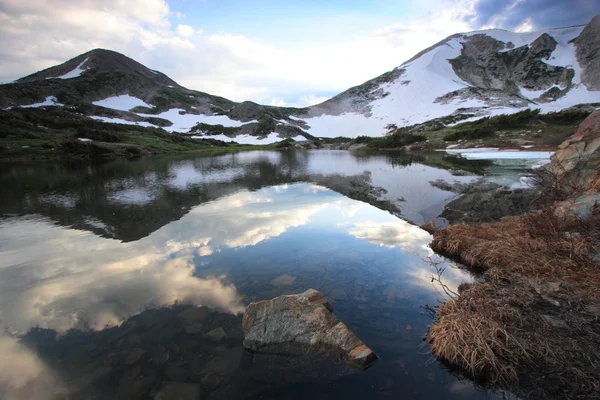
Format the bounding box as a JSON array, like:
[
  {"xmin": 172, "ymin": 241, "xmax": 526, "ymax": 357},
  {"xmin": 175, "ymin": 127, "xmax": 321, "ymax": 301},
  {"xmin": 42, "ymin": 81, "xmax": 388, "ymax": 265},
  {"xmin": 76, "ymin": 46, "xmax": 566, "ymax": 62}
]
[
  {"xmin": 1, "ymin": 15, "xmax": 599, "ymax": 143},
  {"xmin": 300, "ymin": 14, "xmax": 600, "ymax": 138},
  {"xmin": 0, "ymin": 49, "xmax": 311, "ymax": 144}
]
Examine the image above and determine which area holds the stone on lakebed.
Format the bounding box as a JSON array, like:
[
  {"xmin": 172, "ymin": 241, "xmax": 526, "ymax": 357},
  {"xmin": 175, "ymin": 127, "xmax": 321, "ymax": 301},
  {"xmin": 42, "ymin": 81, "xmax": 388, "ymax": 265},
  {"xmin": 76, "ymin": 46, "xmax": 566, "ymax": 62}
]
[{"xmin": 242, "ymin": 289, "xmax": 378, "ymax": 369}]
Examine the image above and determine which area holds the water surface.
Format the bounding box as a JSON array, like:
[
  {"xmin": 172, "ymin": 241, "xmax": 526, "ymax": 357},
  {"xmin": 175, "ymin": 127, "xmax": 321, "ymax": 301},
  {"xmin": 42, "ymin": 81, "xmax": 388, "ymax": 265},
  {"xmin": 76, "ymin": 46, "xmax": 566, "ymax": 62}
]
[{"xmin": 0, "ymin": 150, "xmax": 513, "ymax": 399}]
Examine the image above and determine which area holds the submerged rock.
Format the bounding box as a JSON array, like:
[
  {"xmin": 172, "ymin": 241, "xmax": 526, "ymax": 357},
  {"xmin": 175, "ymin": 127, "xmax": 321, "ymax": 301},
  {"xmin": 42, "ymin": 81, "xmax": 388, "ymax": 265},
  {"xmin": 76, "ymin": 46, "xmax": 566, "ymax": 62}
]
[{"xmin": 242, "ymin": 289, "xmax": 377, "ymax": 369}]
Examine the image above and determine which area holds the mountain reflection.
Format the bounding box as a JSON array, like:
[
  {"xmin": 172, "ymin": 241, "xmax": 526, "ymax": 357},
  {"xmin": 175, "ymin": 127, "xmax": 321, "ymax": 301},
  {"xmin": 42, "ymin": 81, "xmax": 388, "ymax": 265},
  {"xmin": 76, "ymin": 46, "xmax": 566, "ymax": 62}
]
[{"xmin": 0, "ymin": 150, "xmax": 484, "ymax": 242}]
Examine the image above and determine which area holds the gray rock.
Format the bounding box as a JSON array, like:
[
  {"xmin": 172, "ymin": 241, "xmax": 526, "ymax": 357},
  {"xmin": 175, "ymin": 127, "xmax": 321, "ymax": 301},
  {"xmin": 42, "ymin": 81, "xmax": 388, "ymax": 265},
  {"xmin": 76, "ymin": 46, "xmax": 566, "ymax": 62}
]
[
  {"xmin": 271, "ymin": 274, "xmax": 296, "ymax": 286},
  {"xmin": 202, "ymin": 346, "xmax": 243, "ymax": 376},
  {"xmin": 154, "ymin": 382, "xmax": 200, "ymax": 400},
  {"xmin": 177, "ymin": 306, "xmax": 208, "ymax": 325},
  {"xmin": 554, "ymin": 193, "xmax": 600, "ymax": 221},
  {"xmin": 185, "ymin": 322, "xmax": 204, "ymax": 335},
  {"xmin": 575, "ymin": 14, "xmax": 600, "ymax": 90},
  {"xmin": 205, "ymin": 327, "xmax": 227, "ymax": 341},
  {"xmin": 242, "ymin": 289, "xmax": 377, "ymax": 369},
  {"xmin": 124, "ymin": 348, "xmax": 147, "ymax": 365}
]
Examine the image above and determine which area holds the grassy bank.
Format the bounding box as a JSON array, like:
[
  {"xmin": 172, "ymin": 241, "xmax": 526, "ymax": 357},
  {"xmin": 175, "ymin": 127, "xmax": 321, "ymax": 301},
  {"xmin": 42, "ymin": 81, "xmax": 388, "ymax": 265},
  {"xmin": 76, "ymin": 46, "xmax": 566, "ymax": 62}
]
[
  {"xmin": 428, "ymin": 210, "xmax": 600, "ymax": 398},
  {"xmin": 425, "ymin": 113, "xmax": 600, "ymax": 399}
]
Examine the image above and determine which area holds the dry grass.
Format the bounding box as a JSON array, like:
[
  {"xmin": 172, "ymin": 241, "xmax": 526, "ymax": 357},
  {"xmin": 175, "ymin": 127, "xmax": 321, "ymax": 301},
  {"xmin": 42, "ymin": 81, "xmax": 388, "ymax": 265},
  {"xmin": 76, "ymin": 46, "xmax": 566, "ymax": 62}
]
[{"xmin": 427, "ymin": 208, "xmax": 600, "ymax": 399}]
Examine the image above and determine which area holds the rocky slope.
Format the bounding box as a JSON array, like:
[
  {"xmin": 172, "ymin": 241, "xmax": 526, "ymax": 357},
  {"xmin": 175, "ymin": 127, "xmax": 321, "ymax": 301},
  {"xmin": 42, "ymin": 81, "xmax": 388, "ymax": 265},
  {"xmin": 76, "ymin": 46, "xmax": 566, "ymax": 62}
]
[{"xmin": 1, "ymin": 16, "xmax": 599, "ymax": 143}]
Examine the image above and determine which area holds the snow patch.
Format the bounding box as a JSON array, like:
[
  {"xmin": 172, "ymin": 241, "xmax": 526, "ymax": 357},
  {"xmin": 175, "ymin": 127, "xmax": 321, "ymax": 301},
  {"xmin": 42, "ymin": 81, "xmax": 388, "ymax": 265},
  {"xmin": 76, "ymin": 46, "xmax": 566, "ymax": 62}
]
[
  {"xmin": 89, "ymin": 116, "xmax": 158, "ymax": 128},
  {"xmin": 93, "ymin": 95, "xmax": 154, "ymax": 111},
  {"xmin": 191, "ymin": 132, "xmax": 282, "ymax": 145},
  {"xmin": 446, "ymin": 148, "xmax": 554, "ymax": 160},
  {"xmin": 57, "ymin": 58, "xmax": 89, "ymax": 79},
  {"xmin": 22, "ymin": 96, "xmax": 63, "ymax": 108},
  {"xmin": 139, "ymin": 109, "xmax": 256, "ymax": 133},
  {"xmin": 78, "ymin": 138, "xmax": 92, "ymax": 142}
]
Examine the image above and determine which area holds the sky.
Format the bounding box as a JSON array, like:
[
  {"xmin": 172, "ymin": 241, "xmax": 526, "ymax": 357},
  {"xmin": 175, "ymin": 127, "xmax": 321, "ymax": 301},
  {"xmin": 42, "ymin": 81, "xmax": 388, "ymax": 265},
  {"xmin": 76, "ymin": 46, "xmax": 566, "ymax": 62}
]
[{"xmin": 0, "ymin": 0, "xmax": 598, "ymax": 107}]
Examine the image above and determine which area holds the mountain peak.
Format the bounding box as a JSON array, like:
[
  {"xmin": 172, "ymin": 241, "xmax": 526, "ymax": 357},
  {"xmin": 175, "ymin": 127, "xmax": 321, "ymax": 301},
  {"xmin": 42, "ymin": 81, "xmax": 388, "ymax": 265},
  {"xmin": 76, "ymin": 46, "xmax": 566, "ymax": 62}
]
[{"xmin": 16, "ymin": 48, "xmax": 175, "ymax": 86}]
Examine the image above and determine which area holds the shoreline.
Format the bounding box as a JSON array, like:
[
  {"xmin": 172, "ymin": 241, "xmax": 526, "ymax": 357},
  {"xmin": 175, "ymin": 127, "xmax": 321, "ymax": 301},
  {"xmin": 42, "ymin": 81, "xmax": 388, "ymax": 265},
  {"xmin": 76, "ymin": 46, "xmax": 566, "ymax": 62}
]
[{"xmin": 425, "ymin": 111, "xmax": 600, "ymax": 399}]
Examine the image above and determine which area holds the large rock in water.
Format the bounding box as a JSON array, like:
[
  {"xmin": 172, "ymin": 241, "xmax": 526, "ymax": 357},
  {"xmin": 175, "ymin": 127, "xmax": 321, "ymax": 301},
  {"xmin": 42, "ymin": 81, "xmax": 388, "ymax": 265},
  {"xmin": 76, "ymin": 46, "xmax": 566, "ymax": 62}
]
[{"xmin": 242, "ymin": 289, "xmax": 377, "ymax": 369}]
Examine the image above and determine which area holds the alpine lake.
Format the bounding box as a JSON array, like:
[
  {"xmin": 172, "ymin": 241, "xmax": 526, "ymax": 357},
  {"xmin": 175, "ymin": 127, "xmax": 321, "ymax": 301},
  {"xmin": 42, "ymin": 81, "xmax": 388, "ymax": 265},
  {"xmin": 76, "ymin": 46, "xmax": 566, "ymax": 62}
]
[{"xmin": 0, "ymin": 149, "xmax": 542, "ymax": 400}]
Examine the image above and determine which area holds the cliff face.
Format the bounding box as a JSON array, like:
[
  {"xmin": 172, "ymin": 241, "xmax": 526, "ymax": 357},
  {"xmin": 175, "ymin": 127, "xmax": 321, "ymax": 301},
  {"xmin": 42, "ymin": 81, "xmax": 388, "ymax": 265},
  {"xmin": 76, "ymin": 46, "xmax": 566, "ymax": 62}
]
[{"xmin": 576, "ymin": 14, "xmax": 600, "ymax": 90}]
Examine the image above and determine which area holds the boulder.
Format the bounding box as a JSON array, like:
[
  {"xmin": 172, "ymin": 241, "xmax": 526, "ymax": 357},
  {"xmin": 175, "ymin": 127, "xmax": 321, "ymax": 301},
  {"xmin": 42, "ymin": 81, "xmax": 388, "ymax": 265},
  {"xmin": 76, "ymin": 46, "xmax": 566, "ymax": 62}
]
[
  {"xmin": 242, "ymin": 289, "xmax": 377, "ymax": 369},
  {"xmin": 547, "ymin": 110, "xmax": 600, "ymax": 192}
]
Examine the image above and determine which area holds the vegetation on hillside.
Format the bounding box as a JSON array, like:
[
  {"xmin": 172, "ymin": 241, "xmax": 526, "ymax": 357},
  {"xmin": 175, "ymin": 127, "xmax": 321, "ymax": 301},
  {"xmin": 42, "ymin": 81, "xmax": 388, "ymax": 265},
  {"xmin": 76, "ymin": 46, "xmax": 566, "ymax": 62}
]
[{"xmin": 0, "ymin": 107, "xmax": 279, "ymax": 161}]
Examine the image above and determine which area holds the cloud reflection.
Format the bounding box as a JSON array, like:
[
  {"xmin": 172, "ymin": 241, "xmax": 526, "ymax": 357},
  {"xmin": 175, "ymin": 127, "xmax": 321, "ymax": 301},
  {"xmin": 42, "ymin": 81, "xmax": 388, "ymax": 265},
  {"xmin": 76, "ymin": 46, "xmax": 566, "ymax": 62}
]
[
  {"xmin": 0, "ymin": 336, "xmax": 62, "ymax": 400},
  {"xmin": 348, "ymin": 221, "xmax": 432, "ymax": 254},
  {"xmin": 346, "ymin": 220, "xmax": 475, "ymax": 295},
  {"xmin": 0, "ymin": 184, "xmax": 336, "ymax": 335}
]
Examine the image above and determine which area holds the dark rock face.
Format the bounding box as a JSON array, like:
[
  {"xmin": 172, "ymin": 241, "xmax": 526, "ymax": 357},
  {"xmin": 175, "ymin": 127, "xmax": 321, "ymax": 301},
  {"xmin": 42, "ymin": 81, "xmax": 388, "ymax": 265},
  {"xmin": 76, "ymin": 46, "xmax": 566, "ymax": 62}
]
[
  {"xmin": 242, "ymin": 289, "xmax": 378, "ymax": 369},
  {"xmin": 575, "ymin": 14, "xmax": 600, "ymax": 90},
  {"xmin": 449, "ymin": 33, "xmax": 574, "ymax": 99}
]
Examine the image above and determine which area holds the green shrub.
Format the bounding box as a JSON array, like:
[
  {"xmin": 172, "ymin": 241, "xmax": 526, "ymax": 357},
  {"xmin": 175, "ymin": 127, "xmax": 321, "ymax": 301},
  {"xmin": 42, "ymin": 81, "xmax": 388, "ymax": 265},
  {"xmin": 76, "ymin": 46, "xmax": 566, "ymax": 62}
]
[
  {"xmin": 60, "ymin": 140, "xmax": 113, "ymax": 158},
  {"xmin": 368, "ymin": 133, "xmax": 426, "ymax": 148},
  {"xmin": 75, "ymin": 127, "xmax": 122, "ymax": 142},
  {"xmin": 351, "ymin": 136, "xmax": 372, "ymax": 144}
]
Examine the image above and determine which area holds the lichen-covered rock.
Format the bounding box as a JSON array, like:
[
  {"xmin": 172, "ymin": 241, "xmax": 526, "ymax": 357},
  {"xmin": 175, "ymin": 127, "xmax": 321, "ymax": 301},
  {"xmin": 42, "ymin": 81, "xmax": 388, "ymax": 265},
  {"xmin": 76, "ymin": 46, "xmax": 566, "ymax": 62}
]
[
  {"xmin": 242, "ymin": 289, "xmax": 377, "ymax": 369},
  {"xmin": 547, "ymin": 110, "xmax": 600, "ymax": 192}
]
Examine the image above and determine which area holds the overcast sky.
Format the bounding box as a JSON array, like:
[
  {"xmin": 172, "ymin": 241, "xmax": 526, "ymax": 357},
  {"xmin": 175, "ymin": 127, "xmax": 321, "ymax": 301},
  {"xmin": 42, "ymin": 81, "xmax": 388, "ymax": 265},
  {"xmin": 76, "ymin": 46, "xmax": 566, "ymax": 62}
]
[{"xmin": 0, "ymin": 0, "xmax": 598, "ymax": 106}]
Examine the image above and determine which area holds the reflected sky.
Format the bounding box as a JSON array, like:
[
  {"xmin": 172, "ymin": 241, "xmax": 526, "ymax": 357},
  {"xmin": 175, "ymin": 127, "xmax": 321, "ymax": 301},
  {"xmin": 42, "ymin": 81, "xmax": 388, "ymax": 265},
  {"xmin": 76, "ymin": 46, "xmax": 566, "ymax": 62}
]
[{"xmin": 0, "ymin": 183, "xmax": 472, "ymax": 336}]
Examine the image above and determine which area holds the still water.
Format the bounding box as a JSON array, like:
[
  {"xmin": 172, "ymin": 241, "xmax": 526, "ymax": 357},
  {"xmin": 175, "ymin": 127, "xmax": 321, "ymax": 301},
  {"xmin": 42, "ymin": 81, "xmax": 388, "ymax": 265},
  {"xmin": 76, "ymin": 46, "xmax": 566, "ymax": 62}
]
[{"xmin": 0, "ymin": 150, "xmax": 513, "ymax": 399}]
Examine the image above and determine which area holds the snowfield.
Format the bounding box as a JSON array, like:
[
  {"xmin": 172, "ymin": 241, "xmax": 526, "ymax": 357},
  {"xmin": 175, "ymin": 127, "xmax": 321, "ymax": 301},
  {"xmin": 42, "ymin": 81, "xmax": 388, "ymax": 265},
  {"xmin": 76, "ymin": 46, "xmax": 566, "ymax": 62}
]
[{"xmin": 93, "ymin": 95, "xmax": 154, "ymax": 111}]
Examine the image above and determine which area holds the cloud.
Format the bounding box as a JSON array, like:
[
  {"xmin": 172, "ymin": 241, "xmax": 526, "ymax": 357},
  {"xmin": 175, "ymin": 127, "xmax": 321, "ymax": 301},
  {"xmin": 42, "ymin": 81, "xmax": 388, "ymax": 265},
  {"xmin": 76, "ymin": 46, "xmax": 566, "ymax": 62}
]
[
  {"xmin": 0, "ymin": 0, "xmax": 480, "ymax": 104},
  {"xmin": 3, "ymin": 1, "xmax": 591, "ymax": 108},
  {"xmin": 465, "ymin": 0, "xmax": 600, "ymax": 30},
  {"xmin": 176, "ymin": 24, "xmax": 196, "ymax": 38}
]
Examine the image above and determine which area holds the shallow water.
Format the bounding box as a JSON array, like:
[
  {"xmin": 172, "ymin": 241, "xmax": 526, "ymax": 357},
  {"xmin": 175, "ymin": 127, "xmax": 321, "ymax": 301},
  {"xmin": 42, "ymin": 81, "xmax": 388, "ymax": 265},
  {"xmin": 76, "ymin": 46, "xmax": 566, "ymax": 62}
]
[{"xmin": 0, "ymin": 150, "xmax": 514, "ymax": 399}]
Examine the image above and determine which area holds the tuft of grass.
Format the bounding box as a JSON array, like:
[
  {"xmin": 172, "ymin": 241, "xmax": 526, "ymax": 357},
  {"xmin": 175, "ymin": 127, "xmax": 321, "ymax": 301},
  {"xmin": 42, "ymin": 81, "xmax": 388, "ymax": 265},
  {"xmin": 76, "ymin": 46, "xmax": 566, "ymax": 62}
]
[{"xmin": 428, "ymin": 207, "xmax": 600, "ymax": 398}]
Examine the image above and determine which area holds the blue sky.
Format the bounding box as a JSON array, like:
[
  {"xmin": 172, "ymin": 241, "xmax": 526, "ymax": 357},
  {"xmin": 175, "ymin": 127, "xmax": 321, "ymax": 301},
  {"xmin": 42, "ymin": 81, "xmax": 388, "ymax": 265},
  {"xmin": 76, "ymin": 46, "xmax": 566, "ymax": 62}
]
[{"xmin": 0, "ymin": 0, "xmax": 598, "ymax": 106}]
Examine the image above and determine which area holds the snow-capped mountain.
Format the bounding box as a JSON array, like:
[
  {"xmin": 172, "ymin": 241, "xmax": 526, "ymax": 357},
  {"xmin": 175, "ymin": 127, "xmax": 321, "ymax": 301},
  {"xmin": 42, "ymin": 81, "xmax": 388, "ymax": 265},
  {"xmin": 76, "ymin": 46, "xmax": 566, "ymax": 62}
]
[
  {"xmin": 302, "ymin": 14, "xmax": 600, "ymax": 138},
  {"xmin": 1, "ymin": 15, "xmax": 599, "ymax": 142}
]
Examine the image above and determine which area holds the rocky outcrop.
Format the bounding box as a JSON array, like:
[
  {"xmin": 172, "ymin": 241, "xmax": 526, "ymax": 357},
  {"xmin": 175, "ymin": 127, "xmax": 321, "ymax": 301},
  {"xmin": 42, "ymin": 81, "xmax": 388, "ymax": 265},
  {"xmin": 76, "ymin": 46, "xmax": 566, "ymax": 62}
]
[
  {"xmin": 575, "ymin": 14, "xmax": 600, "ymax": 90},
  {"xmin": 547, "ymin": 110, "xmax": 600, "ymax": 192},
  {"xmin": 434, "ymin": 180, "xmax": 539, "ymax": 224},
  {"xmin": 450, "ymin": 33, "xmax": 574, "ymax": 99},
  {"xmin": 242, "ymin": 289, "xmax": 378, "ymax": 369}
]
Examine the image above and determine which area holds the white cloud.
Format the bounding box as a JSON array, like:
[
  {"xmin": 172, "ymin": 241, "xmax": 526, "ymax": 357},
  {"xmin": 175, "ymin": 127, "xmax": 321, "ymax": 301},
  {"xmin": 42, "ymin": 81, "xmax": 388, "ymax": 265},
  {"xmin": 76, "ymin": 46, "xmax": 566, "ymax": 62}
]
[
  {"xmin": 0, "ymin": 0, "xmax": 481, "ymax": 105},
  {"xmin": 176, "ymin": 23, "xmax": 196, "ymax": 38}
]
